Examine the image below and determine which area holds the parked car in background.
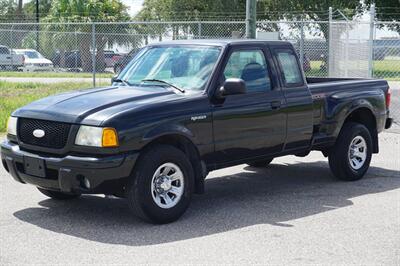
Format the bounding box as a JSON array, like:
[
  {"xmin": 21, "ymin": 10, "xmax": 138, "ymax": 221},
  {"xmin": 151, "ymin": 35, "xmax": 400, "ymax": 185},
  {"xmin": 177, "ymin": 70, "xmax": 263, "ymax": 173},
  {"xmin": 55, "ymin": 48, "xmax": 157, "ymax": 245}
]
[
  {"xmin": 113, "ymin": 48, "xmax": 141, "ymax": 74},
  {"xmin": 52, "ymin": 50, "xmax": 111, "ymax": 71},
  {"xmin": 0, "ymin": 45, "xmax": 24, "ymax": 70},
  {"xmin": 52, "ymin": 50, "xmax": 82, "ymax": 69},
  {"xmin": 104, "ymin": 50, "xmax": 122, "ymax": 68},
  {"xmin": 14, "ymin": 49, "xmax": 54, "ymax": 72}
]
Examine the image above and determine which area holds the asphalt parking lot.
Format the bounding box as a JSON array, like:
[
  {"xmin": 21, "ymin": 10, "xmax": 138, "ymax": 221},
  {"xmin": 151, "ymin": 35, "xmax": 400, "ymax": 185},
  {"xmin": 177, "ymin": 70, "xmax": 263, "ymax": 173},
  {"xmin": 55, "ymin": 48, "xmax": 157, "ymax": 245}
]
[{"xmin": 0, "ymin": 132, "xmax": 399, "ymax": 265}]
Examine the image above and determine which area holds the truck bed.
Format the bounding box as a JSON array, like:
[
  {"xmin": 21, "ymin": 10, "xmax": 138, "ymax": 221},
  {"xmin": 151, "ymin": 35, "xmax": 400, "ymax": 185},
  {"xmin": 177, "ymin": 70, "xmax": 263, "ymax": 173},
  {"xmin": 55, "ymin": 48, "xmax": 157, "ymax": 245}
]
[
  {"xmin": 307, "ymin": 77, "xmax": 390, "ymax": 142},
  {"xmin": 307, "ymin": 77, "xmax": 389, "ymax": 91}
]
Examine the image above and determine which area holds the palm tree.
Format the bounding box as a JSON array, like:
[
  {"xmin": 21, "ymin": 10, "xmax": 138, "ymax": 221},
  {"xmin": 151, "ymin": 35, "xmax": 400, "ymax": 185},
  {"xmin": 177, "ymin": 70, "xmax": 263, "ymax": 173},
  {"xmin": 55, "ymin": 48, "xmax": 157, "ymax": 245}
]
[{"xmin": 44, "ymin": 0, "xmax": 134, "ymax": 72}]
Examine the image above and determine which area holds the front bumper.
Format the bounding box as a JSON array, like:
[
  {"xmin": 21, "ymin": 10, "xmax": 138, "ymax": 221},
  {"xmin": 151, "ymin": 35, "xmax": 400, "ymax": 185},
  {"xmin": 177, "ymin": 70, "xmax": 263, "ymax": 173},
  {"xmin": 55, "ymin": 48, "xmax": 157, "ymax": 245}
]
[{"xmin": 1, "ymin": 140, "xmax": 138, "ymax": 194}]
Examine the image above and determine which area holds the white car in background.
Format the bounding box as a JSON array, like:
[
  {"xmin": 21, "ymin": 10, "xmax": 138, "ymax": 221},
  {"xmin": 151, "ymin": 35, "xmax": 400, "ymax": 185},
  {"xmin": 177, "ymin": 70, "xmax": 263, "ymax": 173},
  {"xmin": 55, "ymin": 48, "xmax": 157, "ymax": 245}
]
[{"xmin": 14, "ymin": 49, "xmax": 54, "ymax": 72}]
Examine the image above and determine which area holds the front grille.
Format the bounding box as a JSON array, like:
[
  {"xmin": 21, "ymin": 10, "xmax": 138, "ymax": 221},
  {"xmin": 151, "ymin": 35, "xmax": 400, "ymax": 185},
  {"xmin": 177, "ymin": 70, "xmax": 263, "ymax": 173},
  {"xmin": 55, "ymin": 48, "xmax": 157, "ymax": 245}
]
[{"xmin": 18, "ymin": 118, "xmax": 71, "ymax": 149}]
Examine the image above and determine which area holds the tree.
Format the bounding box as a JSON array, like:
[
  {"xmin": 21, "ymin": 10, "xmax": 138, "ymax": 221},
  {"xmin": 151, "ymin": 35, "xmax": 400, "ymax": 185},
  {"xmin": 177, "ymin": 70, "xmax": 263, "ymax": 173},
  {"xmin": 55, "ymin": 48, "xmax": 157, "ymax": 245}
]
[
  {"xmin": 0, "ymin": 0, "xmax": 16, "ymax": 47},
  {"xmin": 16, "ymin": 0, "xmax": 23, "ymax": 16},
  {"xmin": 364, "ymin": 0, "xmax": 400, "ymax": 33},
  {"xmin": 44, "ymin": 0, "xmax": 132, "ymax": 72},
  {"xmin": 136, "ymin": 0, "xmax": 360, "ymax": 39},
  {"xmin": 23, "ymin": 0, "xmax": 52, "ymax": 19},
  {"xmin": 0, "ymin": 0, "xmax": 16, "ymax": 21},
  {"xmin": 136, "ymin": 0, "xmax": 248, "ymax": 38}
]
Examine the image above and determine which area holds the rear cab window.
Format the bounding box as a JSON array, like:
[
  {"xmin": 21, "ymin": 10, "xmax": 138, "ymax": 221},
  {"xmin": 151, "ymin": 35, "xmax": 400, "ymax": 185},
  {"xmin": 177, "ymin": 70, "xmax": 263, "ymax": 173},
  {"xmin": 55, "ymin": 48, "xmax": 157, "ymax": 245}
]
[{"xmin": 275, "ymin": 49, "xmax": 304, "ymax": 87}]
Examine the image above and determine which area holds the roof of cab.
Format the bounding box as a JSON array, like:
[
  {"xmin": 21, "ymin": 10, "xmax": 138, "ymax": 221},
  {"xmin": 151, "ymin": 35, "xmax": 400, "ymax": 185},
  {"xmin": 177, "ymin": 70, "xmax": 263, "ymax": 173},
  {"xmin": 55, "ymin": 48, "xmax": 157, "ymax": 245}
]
[{"xmin": 146, "ymin": 39, "xmax": 291, "ymax": 47}]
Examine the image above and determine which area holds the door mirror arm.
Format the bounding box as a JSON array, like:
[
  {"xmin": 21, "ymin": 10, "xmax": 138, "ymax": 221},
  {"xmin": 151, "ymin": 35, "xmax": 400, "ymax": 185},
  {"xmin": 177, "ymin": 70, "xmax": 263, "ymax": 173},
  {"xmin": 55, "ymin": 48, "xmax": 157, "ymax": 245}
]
[{"xmin": 215, "ymin": 78, "xmax": 246, "ymax": 99}]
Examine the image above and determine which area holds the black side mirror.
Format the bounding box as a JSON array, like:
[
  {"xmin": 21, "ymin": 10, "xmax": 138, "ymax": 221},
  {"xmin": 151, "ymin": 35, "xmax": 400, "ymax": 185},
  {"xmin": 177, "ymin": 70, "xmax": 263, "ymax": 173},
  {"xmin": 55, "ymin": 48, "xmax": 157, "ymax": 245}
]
[
  {"xmin": 219, "ymin": 78, "xmax": 246, "ymax": 97},
  {"xmin": 111, "ymin": 76, "xmax": 118, "ymax": 84}
]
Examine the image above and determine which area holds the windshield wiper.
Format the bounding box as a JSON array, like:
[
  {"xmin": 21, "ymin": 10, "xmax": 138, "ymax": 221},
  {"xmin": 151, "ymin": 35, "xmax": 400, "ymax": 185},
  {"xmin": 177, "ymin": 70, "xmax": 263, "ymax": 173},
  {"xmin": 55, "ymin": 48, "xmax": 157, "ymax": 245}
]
[
  {"xmin": 112, "ymin": 78, "xmax": 132, "ymax": 86},
  {"xmin": 141, "ymin": 79, "xmax": 185, "ymax": 93}
]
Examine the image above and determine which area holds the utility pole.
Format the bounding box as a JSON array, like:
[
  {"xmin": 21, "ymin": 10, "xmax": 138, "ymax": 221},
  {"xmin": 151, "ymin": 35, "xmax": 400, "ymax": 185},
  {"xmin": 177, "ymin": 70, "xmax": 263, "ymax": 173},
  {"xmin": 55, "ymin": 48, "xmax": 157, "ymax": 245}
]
[
  {"xmin": 36, "ymin": 0, "xmax": 40, "ymax": 51},
  {"xmin": 245, "ymin": 0, "xmax": 256, "ymax": 39}
]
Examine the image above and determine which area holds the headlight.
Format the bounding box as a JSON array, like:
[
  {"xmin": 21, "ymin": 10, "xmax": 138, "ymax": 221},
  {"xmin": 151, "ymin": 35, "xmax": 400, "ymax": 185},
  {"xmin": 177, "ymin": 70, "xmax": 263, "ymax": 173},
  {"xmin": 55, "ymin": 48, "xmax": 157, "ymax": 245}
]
[
  {"xmin": 75, "ymin": 125, "xmax": 119, "ymax": 147},
  {"xmin": 7, "ymin": 117, "xmax": 17, "ymax": 136}
]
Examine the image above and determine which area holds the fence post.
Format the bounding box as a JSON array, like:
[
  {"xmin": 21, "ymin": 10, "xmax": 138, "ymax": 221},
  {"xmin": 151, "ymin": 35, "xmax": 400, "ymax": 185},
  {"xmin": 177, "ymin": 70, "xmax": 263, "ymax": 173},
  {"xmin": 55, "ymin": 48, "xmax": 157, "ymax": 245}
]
[
  {"xmin": 10, "ymin": 24, "xmax": 14, "ymax": 68},
  {"xmin": 299, "ymin": 21, "xmax": 304, "ymax": 68},
  {"xmin": 36, "ymin": 22, "xmax": 40, "ymax": 52},
  {"xmin": 328, "ymin": 7, "xmax": 333, "ymax": 77},
  {"xmin": 368, "ymin": 4, "xmax": 375, "ymax": 78},
  {"xmin": 345, "ymin": 21, "xmax": 349, "ymax": 77},
  {"xmin": 92, "ymin": 22, "xmax": 96, "ymax": 87},
  {"xmin": 198, "ymin": 21, "xmax": 202, "ymax": 39}
]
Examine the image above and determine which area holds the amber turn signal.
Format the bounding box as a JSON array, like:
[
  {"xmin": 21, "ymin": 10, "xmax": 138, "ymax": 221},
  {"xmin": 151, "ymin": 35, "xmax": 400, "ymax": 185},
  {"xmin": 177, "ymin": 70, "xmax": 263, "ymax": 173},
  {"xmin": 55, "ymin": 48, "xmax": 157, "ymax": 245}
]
[{"xmin": 102, "ymin": 128, "xmax": 119, "ymax": 147}]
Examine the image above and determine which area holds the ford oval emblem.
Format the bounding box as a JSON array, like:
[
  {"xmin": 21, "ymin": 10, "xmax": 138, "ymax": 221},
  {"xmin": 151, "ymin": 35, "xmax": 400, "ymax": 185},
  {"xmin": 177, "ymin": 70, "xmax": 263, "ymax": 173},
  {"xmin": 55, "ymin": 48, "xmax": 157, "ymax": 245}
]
[{"xmin": 33, "ymin": 129, "xmax": 45, "ymax": 138}]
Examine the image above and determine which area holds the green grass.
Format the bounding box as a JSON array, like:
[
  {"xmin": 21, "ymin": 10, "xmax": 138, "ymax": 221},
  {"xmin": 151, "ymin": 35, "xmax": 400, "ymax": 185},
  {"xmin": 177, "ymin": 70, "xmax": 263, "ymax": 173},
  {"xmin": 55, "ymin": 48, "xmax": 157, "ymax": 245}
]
[
  {"xmin": 0, "ymin": 71, "xmax": 114, "ymax": 78},
  {"xmin": 304, "ymin": 61, "xmax": 327, "ymax": 77},
  {"xmin": 373, "ymin": 60, "xmax": 400, "ymax": 80},
  {"xmin": 0, "ymin": 81, "xmax": 91, "ymax": 132},
  {"xmin": 305, "ymin": 60, "xmax": 400, "ymax": 80}
]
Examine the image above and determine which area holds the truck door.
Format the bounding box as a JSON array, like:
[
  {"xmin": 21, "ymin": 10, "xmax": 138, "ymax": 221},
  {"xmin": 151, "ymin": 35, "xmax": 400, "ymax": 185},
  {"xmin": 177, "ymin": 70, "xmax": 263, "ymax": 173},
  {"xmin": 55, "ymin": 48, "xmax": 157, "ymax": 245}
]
[
  {"xmin": 271, "ymin": 46, "xmax": 314, "ymax": 150},
  {"xmin": 211, "ymin": 45, "xmax": 286, "ymax": 165}
]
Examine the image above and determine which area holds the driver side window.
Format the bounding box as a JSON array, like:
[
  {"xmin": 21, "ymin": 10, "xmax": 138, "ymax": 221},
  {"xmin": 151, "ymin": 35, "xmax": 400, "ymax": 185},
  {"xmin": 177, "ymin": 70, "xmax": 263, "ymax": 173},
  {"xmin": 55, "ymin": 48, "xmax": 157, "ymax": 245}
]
[{"xmin": 223, "ymin": 49, "xmax": 271, "ymax": 93}]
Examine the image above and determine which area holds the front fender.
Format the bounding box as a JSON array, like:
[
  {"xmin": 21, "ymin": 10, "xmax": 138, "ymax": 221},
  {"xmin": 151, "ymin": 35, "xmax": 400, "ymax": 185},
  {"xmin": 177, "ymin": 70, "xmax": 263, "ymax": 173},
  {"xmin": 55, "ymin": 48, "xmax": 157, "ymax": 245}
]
[{"xmin": 142, "ymin": 123, "xmax": 196, "ymax": 144}]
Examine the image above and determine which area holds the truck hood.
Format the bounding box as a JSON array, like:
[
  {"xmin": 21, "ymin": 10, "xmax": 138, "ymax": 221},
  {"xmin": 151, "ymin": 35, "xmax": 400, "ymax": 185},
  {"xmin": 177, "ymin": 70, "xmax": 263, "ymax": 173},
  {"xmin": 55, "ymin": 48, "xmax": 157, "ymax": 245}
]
[{"xmin": 13, "ymin": 86, "xmax": 181, "ymax": 125}]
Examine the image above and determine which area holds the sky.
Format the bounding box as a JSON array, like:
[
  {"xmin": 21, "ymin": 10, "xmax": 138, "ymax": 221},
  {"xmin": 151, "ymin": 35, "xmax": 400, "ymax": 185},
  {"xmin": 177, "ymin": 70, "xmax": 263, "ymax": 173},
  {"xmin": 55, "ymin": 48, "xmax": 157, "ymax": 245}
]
[{"xmin": 121, "ymin": 0, "xmax": 144, "ymax": 15}]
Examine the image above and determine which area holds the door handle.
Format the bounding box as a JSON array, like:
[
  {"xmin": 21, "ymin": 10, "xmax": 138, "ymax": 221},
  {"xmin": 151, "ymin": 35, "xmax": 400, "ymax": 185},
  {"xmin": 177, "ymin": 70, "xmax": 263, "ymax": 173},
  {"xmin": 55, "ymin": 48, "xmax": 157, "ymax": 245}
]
[
  {"xmin": 6, "ymin": 56, "xmax": 11, "ymax": 59},
  {"xmin": 271, "ymin": 101, "xmax": 281, "ymax": 110}
]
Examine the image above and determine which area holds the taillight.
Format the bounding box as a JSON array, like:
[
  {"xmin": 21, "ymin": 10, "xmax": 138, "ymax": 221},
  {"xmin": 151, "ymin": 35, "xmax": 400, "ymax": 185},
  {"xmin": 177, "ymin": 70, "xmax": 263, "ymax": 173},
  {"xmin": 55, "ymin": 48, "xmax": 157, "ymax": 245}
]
[{"xmin": 386, "ymin": 87, "xmax": 391, "ymax": 109}]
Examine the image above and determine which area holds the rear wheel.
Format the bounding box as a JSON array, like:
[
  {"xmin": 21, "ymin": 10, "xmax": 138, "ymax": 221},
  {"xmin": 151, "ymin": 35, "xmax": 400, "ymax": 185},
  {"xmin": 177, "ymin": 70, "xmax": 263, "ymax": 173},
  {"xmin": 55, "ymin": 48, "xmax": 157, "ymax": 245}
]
[
  {"xmin": 37, "ymin": 188, "xmax": 80, "ymax": 200},
  {"xmin": 329, "ymin": 122, "xmax": 372, "ymax": 181},
  {"xmin": 126, "ymin": 145, "xmax": 194, "ymax": 224},
  {"xmin": 247, "ymin": 158, "xmax": 273, "ymax": 167}
]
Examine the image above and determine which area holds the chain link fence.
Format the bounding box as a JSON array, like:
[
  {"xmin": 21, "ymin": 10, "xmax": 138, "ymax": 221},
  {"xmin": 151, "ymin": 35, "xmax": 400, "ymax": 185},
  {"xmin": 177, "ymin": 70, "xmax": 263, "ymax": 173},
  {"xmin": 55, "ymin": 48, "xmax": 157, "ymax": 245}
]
[
  {"xmin": 0, "ymin": 20, "xmax": 398, "ymax": 81},
  {"xmin": 0, "ymin": 20, "xmax": 399, "ymax": 121}
]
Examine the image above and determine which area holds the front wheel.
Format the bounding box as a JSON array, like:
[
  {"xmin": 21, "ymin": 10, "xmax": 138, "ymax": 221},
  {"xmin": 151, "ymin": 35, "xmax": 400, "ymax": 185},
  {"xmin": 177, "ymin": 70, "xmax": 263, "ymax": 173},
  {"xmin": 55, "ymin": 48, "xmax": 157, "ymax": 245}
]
[
  {"xmin": 329, "ymin": 122, "xmax": 372, "ymax": 181},
  {"xmin": 37, "ymin": 188, "xmax": 80, "ymax": 200},
  {"xmin": 126, "ymin": 145, "xmax": 194, "ymax": 224}
]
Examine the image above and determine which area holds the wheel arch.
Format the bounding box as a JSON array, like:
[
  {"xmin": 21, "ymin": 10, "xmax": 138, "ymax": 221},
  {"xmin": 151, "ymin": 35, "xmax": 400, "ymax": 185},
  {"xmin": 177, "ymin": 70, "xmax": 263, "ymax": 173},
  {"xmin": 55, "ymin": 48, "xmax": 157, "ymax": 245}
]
[
  {"xmin": 341, "ymin": 107, "xmax": 378, "ymax": 153},
  {"xmin": 139, "ymin": 132, "xmax": 206, "ymax": 194}
]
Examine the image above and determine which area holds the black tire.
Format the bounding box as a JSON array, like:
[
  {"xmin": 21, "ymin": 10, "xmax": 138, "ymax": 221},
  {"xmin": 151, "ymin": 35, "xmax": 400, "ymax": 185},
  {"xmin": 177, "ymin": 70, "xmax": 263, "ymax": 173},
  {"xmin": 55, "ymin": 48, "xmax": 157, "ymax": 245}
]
[
  {"xmin": 247, "ymin": 158, "xmax": 273, "ymax": 167},
  {"xmin": 37, "ymin": 187, "xmax": 80, "ymax": 200},
  {"xmin": 126, "ymin": 145, "xmax": 194, "ymax": 224},
  {"xmin": 329, "ymin": 122, "xmax": 372, "ymax": 181}
]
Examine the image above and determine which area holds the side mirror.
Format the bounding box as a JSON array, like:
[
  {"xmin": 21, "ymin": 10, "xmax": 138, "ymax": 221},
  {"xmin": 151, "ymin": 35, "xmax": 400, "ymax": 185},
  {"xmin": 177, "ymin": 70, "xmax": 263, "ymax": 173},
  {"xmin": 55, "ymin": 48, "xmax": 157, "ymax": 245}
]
[
  {"xmin": 111, "ymin": 76, "xmax": 118, "ymax": 84},
  {"xmin": 219, "ymin": 78, "xmax": 246, "ymax": 97}
]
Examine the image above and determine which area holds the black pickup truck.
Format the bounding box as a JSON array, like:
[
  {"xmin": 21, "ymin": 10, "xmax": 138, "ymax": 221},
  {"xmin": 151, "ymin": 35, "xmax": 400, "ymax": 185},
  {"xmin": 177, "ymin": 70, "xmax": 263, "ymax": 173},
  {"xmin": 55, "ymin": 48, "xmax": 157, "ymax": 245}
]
[{"xmin": 1, "ymin": 40, "xmax": 393, "ymax": 224}]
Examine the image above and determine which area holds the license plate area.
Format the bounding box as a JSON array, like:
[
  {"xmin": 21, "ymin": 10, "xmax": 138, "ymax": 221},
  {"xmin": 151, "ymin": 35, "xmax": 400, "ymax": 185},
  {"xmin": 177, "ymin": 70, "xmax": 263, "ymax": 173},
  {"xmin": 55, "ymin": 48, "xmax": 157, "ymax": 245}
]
[{"xmin": 24, "ymin": 156, "xmax": 46, "ymax": 178}]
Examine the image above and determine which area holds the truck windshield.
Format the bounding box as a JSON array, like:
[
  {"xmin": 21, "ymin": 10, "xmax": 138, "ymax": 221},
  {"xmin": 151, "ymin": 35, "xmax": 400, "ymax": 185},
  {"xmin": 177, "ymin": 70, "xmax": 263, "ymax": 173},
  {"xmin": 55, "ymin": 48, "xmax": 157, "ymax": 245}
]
[{"xmin": 120, "ymin": 46, "xmax": 221, "ymax": 91}]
